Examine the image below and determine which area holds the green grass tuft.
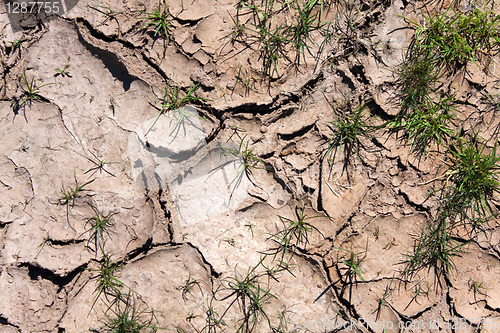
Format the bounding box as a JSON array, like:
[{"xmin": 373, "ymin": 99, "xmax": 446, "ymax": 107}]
[
  {"xmin": 138, "ymin": 0, "xmax": 173, "ymax": 40},
  {"xmin": 100, "ymin": 291, "xmax": 159, "ymax": 333},
  {"xmin": 405, "ymin": 5, "xmax": 500, "ymax": 67},
  {"xmin": 13, "ymin": 71, "xmax": 53, "ymax": 113},
  {"xmin": 442, "ymin": 133, "xmax": 500, "ymax": 227},
  {"xmin": 390, "ymin": 95, "xmax": 455, "ymax": 155},
  {"xmin": 324, "ymin": 100, "xmax": 375, "ymax": 163}
]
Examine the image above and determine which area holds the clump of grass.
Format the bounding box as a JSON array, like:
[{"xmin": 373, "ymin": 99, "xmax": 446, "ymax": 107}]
[
  {"xmin": 324, "ymin": 100, "xmax": 375, "ymax": 164},
  {"xmin": 88, "ymin": 252, "xmax": 124, "ymax": 310},
  {"xmin": 226, "ymin": 0, "xmax": 329, "ymax": 79},
  {"xmin": 442, "ymin": 133, "xmax": 500, "ymax": 227},
  {"xmin": 50, "ymin": 178, "xmax": 95, "ymax": 230},
  {"xmin": 391, "ymin": 35, "xmax": 455, "ymax": 156},
  {"xmin": 146, "ymin": 80, "xmax": 209, "ymax": 135},
  {"xmin": 406, "ymin": 5, "xmax": 500, "ymax": 67},
  {"xmin": 13, "ymin": 71, "xmax": 53, "ymax": 113},
  {"xmin": 82, "ymin": 204, "xmax": 116, "ymax": 254},
  {"xmin": 395, "ymin": 47, "xmax": 443, "ymax": 115},
  {"xmin": 215, "ymin": 260, "xmax": 277, "ymax": 333},
  {"xmin": 100, "ymin": 291, "xmax": 159, "ymax": 333},
  {"xmin": 402, "ymin": 134, "xmax": 500, "ymax": 282},
  {"xmin": 390, "ymin": 95, "xmax": 456, "ymax": 155},
  {"xmin": 258, "ymin": 24, "xmax": 290, "ymax": 78},
  {"xmin": 331, "ymin": 0, "xmax": 365, "ymax": 54},
  {"xmin": 216, "ymin": 135, "xmax": 267, "ymax": 199},
  {"xmin": 268, "ymin": 205, "xmax": 323, "ymax": 260},
  {"xmin": 287, "ymin": 0, "xmax": 323, "ymax": 66},
  {"xmin": 403, "ymin": 219, "xmax": 467, "ymax": 283},
  {"xmin": 55, "ymin": 178, "xmax": 95, "ymax": 207},
  {"xmin": 159, "ymin": 80, "xmax": 207, "ymax": 111},
  {"xmin": 138, "ymin": 0, "xmax": 173, "ymax": 40}
]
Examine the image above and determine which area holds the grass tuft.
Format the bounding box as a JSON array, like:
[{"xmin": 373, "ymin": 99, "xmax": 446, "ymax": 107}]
[
  {"xmin": 215, "ymin": 135, "xmax": 267, "ymax": 200},
  {"xmin": 146, "ymin": 80, "xmax": 209, "ymax": 135},
  {"xmin": 407, "ymin": 5, "xmax": 500, "ymax": 67},
  {"xmin": 88, "ymin": 252, "xmax": 124, "ymax": 312},
  {"xmin": 83, "ymin": 205, "xmax": 116, "ymax": 254},
  {"xmin": 403, "ymin": 219, "xmax": 467, "ymax": 283},
  {"xmin": 215, "ymin": 259, "xmax": 277, "ymax": 333},
  {"xmin": 13, "ymin": 71, "xmax": 53, "ymax": 114},
  {"xmin": 138, "ymin": 0, "xmax": 173, "ymax": 40},
  {"xmin": 324, "ymin": 100, "xmax": 375, "ymax": 164},
  {"xmin": 100, "ymin": 291, "xmax": 159, "ymax": 333},
  {"xmin": 442, "ymin": 133, "xmax": 500, "ymax": 227},
  {"xmin": 268, "ymin": 205, "xmax": 323, "ymax": 260},
  {"xmin": 390, "ymin": 95, "xmax": 455, "ymax": 155}
]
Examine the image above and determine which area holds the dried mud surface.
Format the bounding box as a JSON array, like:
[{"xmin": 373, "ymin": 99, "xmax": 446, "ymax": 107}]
[{"xmin": 1, "ymin": 0, "xmax": 500, "ymax": 332}]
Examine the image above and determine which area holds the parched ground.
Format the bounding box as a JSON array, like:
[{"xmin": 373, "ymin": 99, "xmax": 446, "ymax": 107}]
[{"xmin": 1, "ymin": 0, "xmax": 500, "ymax": 332}]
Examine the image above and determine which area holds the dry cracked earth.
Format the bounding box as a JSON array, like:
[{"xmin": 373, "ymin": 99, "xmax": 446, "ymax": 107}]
[{"xmin": 1, "ymin": 0, "xmax": 500, "ymax": 332}]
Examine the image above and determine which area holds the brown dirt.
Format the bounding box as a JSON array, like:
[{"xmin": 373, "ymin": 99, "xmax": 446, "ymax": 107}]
[{"xmin": 1, "ymin": 0, "xmax": 500, "ymax": 332}]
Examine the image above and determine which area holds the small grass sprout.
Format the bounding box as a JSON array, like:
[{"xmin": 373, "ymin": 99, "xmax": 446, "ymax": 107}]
[
  {"xmin": 11, "ymin": 38, "xmax": 24, "ymax": 53},
  {"xmin": 13, "ymin": 71, "xmax": 53, "ymax": 113},
  {"xmin": 374, "ymin": 277, "xmax": 394, "ymax": 321},
  {"xmin": 177, "ymin": 274, "xmax": 204, "ymax": 301},
  {"xmin": 82, "ymin": 204, "xmax": 116, "ymax": 254},
  {"xmin": 138, "ymin": 0, "xmax": 173, "ymax": 40},
  {"xmin": 232, "ymin": 64, "xmax": 256, "ymax": 96},
  {"xmin": 269, "ymin": 205, "xmax": 323, "ymax": 259},
  {"xmin": 205, "ymin": 306, "xmax": 227, "ymax": 332},
  {"xmin": 51, "ymin": 178, "xmax": 95, "ymax": 230},
  {"xmin": 35, "ymin": 234, "xmax": 53, "ymax": 259},
  {"xmin": 55, "ymin": 64, "xmax": 71, "ymax": 78},
  {"xmin": 334, "ymin": 241, "xmax": 368, "ymax": 302},
  {"xmin": 403, "ymin": 280, "xmax": 430, "ymax": 311},
  {"xmin": 91, "ymin": 0, "xmax": 123, "ymax": 26},
  {"xmin": 468, "ymin": 279, "xmax": 490, "ymax": 301},
  {"xmin": 335, "ymin": 244, "xmax": 367, "ymax": 283},
  {"xmin": 85, "ymin": 150, "xmax": 117, "ymax": 178},
  {"xmin": 226, "ymin": 10, "xmax": 248, "ymax": 43}
]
